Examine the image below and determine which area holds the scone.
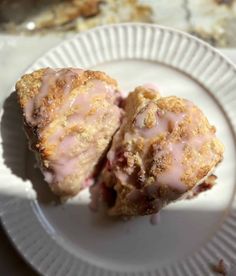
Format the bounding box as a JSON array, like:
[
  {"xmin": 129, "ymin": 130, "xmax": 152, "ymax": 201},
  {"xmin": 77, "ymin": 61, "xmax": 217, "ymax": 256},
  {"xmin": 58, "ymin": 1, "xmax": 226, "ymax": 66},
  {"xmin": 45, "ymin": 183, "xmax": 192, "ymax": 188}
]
[
  {"xmin": 16, "ymin": 68, "xmax": 122, "ymax": 197},
  {"xmin": 97, "ymin": 86, "xmax": 224, "ymax": 216}
]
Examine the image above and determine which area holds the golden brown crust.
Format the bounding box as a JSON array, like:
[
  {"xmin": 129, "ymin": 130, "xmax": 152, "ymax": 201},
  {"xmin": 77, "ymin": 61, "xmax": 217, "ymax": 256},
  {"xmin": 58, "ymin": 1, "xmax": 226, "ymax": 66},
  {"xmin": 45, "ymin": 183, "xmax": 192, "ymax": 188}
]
[
  {"xmin": 99, "ymin": 87, "xmax": 224, "ymax": 216},
  {"xmin": 16, "ymin": 68, "xmax": 118, "ymax": 157},
  {"xmin": 16, "ymin": 67, "xmax": 121, "ymax": 197},
  {"xmin": 16, "ymin": 68, "xmax": 117, "ymax": 124}
]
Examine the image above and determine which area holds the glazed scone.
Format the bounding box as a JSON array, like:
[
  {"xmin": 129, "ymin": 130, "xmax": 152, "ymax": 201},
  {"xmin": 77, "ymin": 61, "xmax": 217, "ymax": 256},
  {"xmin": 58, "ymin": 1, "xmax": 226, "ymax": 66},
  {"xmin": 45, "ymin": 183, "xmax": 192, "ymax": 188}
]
[
  {"xmin": 16, "ymin": 68, "xmax": 122, "ymax": 197},
  {"xmin": 97, "ymin": 86, "xmax": 224, "ymax": 216}
]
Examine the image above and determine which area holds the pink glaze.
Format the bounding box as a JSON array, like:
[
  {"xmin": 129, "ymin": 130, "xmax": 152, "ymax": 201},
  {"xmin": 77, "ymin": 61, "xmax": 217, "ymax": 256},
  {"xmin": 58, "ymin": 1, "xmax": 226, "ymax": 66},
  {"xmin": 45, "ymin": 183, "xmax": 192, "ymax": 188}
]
[
  {"xmin": 72, "ymin": 93, "xmax": 92, "ymax": 114},
  {"xmin": 27, "ymin": 69, "xmax": 122, "ymax": 185},
  {"xmin": 142, "ymin": 83, "xmax": 160, "ymax": 91},
  {"xmin": 73, "ymin": 80, "xmax": 107, "ymax": 106},
  {"xmin": 42, "ymin": 155, "xmax": 79, "ymax": 184},
  {"xmin": 105, "ymin": 85, "xmax": 122, "ymax": 104},
  {"xmin": 82, "ymin": 177, "xmax": 94, "ymax": 188},
  {"xmin": 67, "ymin": 113, "xmax": 83, "ymax": 124},
  {"xmin": 43, "ymin": 171, "xmax": 53, "ymax": 183},
  {"xmin": 63, "ymin": 68, "xmax": 83, "ymax": 94},
  {"xmin": 48, "ymin": 120, "xmax": 119, "ymax": 185},
  {"xmin": 189, "ymin": 135, "xmax": 211, "ymax": 150},
  {"xmin": 107, "ymin": 149, "xmax": 116, "ymax": 162},
  {"xmin": 48, "ymin": 147, "xmax": 97, "ymax": 184},
  {"xmin": 136, "ymin": 103, "xmax": 186, "ymax": 138},
  {"xmin": 135, "ymin": 102, "xmax": 156, "ymax": 129},
  {"xmin": 47, "ymin": 114, "xmax": 84, "ymax": 145},
  {"xmin": 115, "ymin": 170, "xmax": 129, "ymax": 184},
  {"xmin": 157, "ymin": 142, "xmax": 186, "ymax": 191},
  {"xmin": 38, "ymin": 69, "xmax": 59, "ymax": 100},
  {"xmin": 24, "ymin": 100, "xmax": 34, "ymax": 123},
  {"xmin": 49, "ymin": 156, "xmax": 79, "ymax": 182},
  {"xmin": 66, "ymin": 80, "xmax": 120, "ymax": 122},
  {"xmin": 48, "ymin": 80, "xmax": 120, "ymax": 147},
  {"xmin": 57, "ymin": 135, "xmax": 78, "ymax": 153},
  {"xmin": 47, "ymin": 127, "xmax": 65, "ymax": 144},
  {"xmin": 107, "ymin": 102, "xmax": 186, "ymax": 191},
  {"xmin": 51, "ymin": 79, "xmax": 120, "ymax": 145},
  {"xmin": 25, "ymin": 68, "xmax": 83, "ymax": 123},
  {"xmin": 156, "ymin": 133, "xmax": 214, "ymax": 191},
  {"xmin": 124, "ymin": 132, "xmax": 133, "ymax": 141},
  {"xmin": 107, "ymin": 96, "xmax": 216, "ymax": 193}
]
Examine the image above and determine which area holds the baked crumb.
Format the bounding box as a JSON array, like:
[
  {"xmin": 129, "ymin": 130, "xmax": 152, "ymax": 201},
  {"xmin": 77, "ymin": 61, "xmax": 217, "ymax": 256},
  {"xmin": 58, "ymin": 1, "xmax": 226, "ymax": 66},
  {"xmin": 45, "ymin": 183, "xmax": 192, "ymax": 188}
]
[{"xmin": 98, "ymin": 86, "xmax": 224, "ymax": 216}]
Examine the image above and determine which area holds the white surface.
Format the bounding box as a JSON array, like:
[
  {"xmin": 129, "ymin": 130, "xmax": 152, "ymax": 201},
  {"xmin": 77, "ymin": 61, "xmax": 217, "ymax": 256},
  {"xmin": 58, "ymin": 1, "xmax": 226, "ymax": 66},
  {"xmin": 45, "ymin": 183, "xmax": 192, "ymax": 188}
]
[{"xmin": 1, "ymin": 25, "xmax": 236, "ymax": 275}]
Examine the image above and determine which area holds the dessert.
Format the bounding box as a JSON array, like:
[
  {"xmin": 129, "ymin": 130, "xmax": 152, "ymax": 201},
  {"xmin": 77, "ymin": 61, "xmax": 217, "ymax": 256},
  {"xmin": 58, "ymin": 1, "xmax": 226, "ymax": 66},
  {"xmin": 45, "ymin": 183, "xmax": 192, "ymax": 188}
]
[
  {"xmin": 16, "ymin": 68, "xmax": 122, "ymax": 197},
  {"xmin": 97, "ymin": 86, "xmax": 224, "ymax": 216}
]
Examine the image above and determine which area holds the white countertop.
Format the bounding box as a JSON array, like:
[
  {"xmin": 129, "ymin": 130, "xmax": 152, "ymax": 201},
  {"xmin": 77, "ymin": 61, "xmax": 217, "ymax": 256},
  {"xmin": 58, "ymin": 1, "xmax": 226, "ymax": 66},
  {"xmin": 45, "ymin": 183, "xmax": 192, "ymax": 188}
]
[{"xmin": 0, "ymin": 34, "xmax": 236, "ymax": 275}]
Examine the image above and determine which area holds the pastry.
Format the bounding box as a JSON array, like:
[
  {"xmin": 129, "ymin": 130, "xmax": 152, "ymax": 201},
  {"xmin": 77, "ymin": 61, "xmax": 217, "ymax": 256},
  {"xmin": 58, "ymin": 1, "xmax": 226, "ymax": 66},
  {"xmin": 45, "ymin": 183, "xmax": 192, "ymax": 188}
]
[
  {"xmin": 97, "ymin": 85, "xmax": 224, "ymax": 216},
  {"xmin": 16, "ymin": 68, "xmax": 122, "ymax": 197}
]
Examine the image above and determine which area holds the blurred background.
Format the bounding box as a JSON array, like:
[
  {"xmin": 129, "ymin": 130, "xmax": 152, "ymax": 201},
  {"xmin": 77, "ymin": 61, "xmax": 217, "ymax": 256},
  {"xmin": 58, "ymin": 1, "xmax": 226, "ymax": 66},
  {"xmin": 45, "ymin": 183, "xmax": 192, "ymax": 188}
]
[{"xmin": 1, "ymin": 0, "xmax": 236, "ymax": 46}]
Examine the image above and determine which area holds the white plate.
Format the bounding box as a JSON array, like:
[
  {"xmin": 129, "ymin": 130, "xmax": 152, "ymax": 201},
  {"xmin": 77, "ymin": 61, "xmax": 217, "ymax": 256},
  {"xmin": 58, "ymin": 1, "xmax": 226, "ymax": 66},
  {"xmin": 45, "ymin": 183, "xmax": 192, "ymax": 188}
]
[{"xmin": 1, "ymin": 23, "xmax": 236, "ymax": 276}]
